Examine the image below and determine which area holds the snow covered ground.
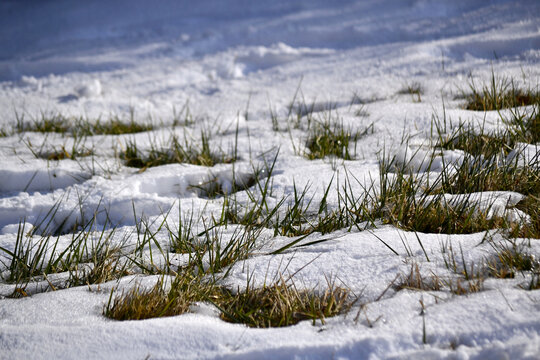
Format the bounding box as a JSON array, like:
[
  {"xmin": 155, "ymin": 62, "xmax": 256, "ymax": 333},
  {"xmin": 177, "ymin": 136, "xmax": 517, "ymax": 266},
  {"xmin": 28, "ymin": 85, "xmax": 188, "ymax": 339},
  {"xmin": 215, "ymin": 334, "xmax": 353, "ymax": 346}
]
[{"xmin": 1, "ymin": 0, "xmax": 540, "ymax": 359}]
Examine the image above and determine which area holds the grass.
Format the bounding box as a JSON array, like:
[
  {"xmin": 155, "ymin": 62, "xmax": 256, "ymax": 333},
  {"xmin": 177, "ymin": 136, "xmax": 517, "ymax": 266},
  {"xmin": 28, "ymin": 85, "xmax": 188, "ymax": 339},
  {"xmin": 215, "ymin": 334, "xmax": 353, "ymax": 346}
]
[
  {"xmin": 462, "ymin": 73, "xmax": 539, "ymax": 111},
  {"xmin": 16, "ymin": 113, "xmax": 154, "ymax": 136},
  {"xmin": 121, "ymin": 131, "xmax": 235, "ymax": 170},
  {"xmin": 435, "ymin": 111, "xmax": 538, "ymax": 160},
  {"xmin": 398, "ymin": 82, "xmax": 423, "ymax": 103},
  {"xmin": 104, "ymin": 185, "xmax": 355, "ymax": 327},
  {"xmin": 38, "ymin": 146, "xmax": 94, "ymax": 161},
  {"xmin": 354, "ymin": 162, "xmax": 512, "ymax": 235},
  {"xmin": 395, "ymin": 263, "xmax": 442, "ymax": 292},
  {"xmin": 104, "ymin": 274, "xmax": 353, "ymax": 327},
  {"xmin": 0, "ymin": 219, "xmax": 129, "ymax": 296},
  {"xmin": 437, "ymin": 153, "xmax": 540, "ymax": 195},
  {"xmin": 3, "ymin": 72, "xmax": 539, "ymax": 339},
  {"xmin": 222, "ymin": 171, "xmax": 355, "ymax": 241},
  {"xmin": 436, "ymin": 243, "xmax": 485, "ymax": 295},
  {"xmin": 67, "ymin": 228, "xmax": 130, "ymax": 286},
  {"xmin": 104, "ymin": 273, "xmax": 218, "ymax": 321},
  {"xmin": 18, "ymin": 132, "xmax": 96, "ymax": 162},
  {"xmin": 129, "ymin": 204, "xmax": 261, "ymax": 279},
  {"xmin": 36, "ymin": 139, "xmax": 95, "ymax": 161},
  {"xmin": 505, "ymin": 105, "xmax": 540, "ymax": 144},
  {"xmin": 380, "ymin": 194, "xmax": 507, "ymax": 235},
  {"xmin": 166, "ymin": 209, "xmax": 201, "ymax": 255},
  {"xmin": 218, "ymin": 278, "xmax": 353, "ymax": 327},
  {"xmin": 448, "ymin": 277, "xmax": 484, "ymax": 295},
  {"xmin": 436, "ymin": 122, "xmax": 514, "ymax": 159},
  {"xmin": 487, "ymin": 241, "xmax": 539, "ymax": 279},
  {"xmin": 514, "ymin": 194, "xmax": 540, "ymax": 239},
  {"xmin": 394, "ymin": 251, "xmax": 486, "ymax": 296},
  {"xmin": 17, "ymin": 114, "xmax": 72, "ymax": 134},
  {"xmin": 224, "ymin": 142, "xmax": 528, "ymax": 259},
  {"xmin": 305, "ymin": 120, "xmax": 372, "ymax": 160},
  {"xmin": 0, "ymin": 222, "xmax": 61, "ymax": 286},
  {"xmin": 433, "ymin": 113, "xmax": 540, "ymax": 239},
  {"xmin": 191, "ymin": 225, "xmax": 261, "ymax": 279}
]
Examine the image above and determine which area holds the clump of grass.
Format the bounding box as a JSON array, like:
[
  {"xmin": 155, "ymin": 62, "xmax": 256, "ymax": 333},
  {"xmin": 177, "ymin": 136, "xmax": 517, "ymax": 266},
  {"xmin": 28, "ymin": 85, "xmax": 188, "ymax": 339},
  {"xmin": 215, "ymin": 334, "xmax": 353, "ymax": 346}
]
[
  {"xmin": 104, "ymin": 274, "xmax": 219, "ymax": 321},
  {"xmin": 134, "ymin": 203, "xmax": 261, "ymax": 278},
  {"xmin": 121, "ymin": 132, "xmax": 235, "ymax": 170},
  {"xmin": 448, "ymin": 278, "xmax": 484, "ymax": 295},
  {"xmin": 386, "ymin": 195, "xmax": 506, "ymax": 234},
  {"xmin": 269, "ymin": 154, "xmax": 524, "ymax": 256},
  {"xmin": 272, "ymin": 178, "xmax": 358, "ymax": 238},
  {"xmin": 398, "ymin": 82, "xmax": 423, "ymax": 102},
  {"xmin": 166, "ymin": 210, "xmax": 202, "ymax": 254},
  {"xmin": 37, "ymin": 144, "xmax": 94, "ymax": 161},
  {"xmin": 462, "ymin": 74, "xmax": 539, "ymax": 111},
  {"xmin": 505, "ymin": 105, "xmax": 540, "ymax": 144},
  {"xmin": 433, "ymin": 143, "xmax": 540, "ymax": 239},
  {"xmin": 223, "ymin": 171, "xmax": 354, "ymax": 243},
  {"xmin": 0, "ymin": 219, "xmax": 129, "ymax": 296},
  {"xmin": 305, "ymin": 121, "xmax": 369, "ymax": 160},
  {"xmin": 439, "ymin": 157, "xmax": 540, "ymax": 196},
  {"xmin": 194, "ymin": 225, "xmax": 261, "ymax": 279},
  {"xmin": 16, "ymin": 113, "xmax": 154, "ymax": 136},
  {"xmin": 395, "ymin": 263, "xmax": 442, "ymax": 292},
  {"xmin": 172, "ymin": 101, "xmax": 196, "ymax": 127},
  {"xmin": 272, "ymin": 181, "xmax": 317, "ymax": 237},
  {"xmin": 104, "ymin": 280, "xmax": 174, "ymax": 321},
  {"xmin": 19, "ymin": 132, "xmax": 95, "ymax": 162},
  {"xmin": 17, "ymin": 114, "xmax": 72, "ymax": 134},
  {"xmin": 121, "ymin": 140, "xmax": 146, "ymax": 168},
  {"xmin": 354, "ymin": 105, "xmax": 370, "ymax": 118},
  {"xmin": 440, "ymin": 242, "xmax": 485, "ymax": 295},
  {"xmin": 268, "ymin": 80, "xmax": 312, "ymax": 132},
  {"xmin": 437, "ymin": 109, "xmax": 538, "ymax": 163},
  {"xmin": 514, "ymin": 194, "xmax": 540, "ymax": 239},
  {"xmin": 104, "ymin": 274, "xmax": 353, "ymax": 327},
  {"xmin": 88, "ymin": 117, "xmax": 154, "ymax": 136},
  {"xmin": 0, "ymin": 222, "xmax": 60, "ymax": 286},
  {"xmin": 487, "ymin": 242, "xmax": 539, "ymax": 279},
  {"xmin": 68, "ymin": 231, "xmax": 130, "ymax": 286},
  {"xmin": 219, "ymin": 278, "xmax": 353, "ymax": 327},
  {"xmin": 360, "ymin": 164, "xmax": 510, "ymax": 234},
  {"xmin": 437, "ymin": 123, "xmax": 514, "ymax": 159},
  {"xmin": 431, "ymin": 111, "xmax": 540, "ymax": 239},
  {"xmin": 104, "ymin": 196, "xmax": 354, "ymax": 326}
]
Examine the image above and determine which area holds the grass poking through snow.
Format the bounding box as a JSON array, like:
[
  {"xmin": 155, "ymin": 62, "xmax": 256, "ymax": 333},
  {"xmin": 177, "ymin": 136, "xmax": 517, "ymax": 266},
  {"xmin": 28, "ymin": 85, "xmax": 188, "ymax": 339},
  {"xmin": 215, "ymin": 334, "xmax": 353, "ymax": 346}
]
[
  {"xmin": 16, "ymin": 113, "xmax": 154, "ymax": 136},
  {"xmin": 305, "ymin": 120, "xmax": 372, "ymax": 160},
  {"xmin": 104, "ymin": 274, "xmax": 354, "ymax": 327},
  {"xmin": 121, "ymin": 132, "xmax": 235, "ymax": 170},
  {"xmin": 462, "ymin": 73, "xmax": 539, "ymax": 111}
]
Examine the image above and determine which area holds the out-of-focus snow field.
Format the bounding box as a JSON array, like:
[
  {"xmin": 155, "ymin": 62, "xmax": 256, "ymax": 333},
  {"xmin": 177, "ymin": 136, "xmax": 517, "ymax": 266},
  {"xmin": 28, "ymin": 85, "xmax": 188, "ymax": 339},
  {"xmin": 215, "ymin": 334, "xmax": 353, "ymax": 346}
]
[{"xmin": 1, "ymin": 0, "xmax": 540, "ymax": 359}]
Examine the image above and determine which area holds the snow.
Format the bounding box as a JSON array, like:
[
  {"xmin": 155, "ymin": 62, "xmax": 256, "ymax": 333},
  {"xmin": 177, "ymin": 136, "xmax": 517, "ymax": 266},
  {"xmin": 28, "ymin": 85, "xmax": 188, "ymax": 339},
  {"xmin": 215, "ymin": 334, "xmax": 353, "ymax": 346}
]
[{"xmin": 1, "ymin": 0, "xmax": 540, "ymax": 359}]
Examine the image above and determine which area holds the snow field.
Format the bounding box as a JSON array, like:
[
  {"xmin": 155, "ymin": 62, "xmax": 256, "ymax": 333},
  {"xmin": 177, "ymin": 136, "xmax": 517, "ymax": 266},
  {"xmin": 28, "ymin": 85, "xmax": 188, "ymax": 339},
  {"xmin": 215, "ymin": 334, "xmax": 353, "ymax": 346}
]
[{"xmin": 1, "ymin": 0, "xmax": 540, "ymax": 359}]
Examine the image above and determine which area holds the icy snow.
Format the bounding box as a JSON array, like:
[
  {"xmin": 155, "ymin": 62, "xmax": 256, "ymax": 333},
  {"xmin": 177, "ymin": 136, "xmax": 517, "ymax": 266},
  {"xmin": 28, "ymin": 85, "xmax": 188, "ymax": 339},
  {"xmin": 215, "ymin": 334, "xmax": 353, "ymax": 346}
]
[{"xmin": 1, "ymin": 0, "xmax": 540, "ymax": 359}]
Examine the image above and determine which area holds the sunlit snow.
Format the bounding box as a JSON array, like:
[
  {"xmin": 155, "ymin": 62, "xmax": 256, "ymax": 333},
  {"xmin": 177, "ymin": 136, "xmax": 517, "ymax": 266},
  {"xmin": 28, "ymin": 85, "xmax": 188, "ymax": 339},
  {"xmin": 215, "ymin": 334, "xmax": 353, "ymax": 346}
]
[{"xmin": 1, "ymin": 1, "xmax": 539, "ymax": 359}]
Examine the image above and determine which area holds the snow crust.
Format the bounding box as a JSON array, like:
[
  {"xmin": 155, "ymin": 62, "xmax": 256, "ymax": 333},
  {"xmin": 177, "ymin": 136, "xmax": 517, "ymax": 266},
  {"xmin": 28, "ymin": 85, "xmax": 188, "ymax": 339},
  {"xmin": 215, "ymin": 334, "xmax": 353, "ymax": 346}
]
[{"xmin": 1, "ymin": 0, "xmax": 540, "ymax": 359}]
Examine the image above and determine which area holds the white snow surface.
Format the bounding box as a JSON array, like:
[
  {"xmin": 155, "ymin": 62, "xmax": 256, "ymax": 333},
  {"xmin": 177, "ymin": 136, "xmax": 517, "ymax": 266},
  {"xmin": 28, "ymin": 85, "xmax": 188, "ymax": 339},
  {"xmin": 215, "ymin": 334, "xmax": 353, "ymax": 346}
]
[{"xmin": 1, "ymin": 0, "xmax": 540, "ymax": 359}]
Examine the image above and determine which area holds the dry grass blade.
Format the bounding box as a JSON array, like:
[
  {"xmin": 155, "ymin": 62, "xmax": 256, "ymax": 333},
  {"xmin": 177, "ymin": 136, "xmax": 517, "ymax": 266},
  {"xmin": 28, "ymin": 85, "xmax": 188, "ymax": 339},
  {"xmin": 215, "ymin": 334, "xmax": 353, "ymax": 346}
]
[{"xmin": 395, "ymin": 263, "xmax": 442, "ymax": 292}]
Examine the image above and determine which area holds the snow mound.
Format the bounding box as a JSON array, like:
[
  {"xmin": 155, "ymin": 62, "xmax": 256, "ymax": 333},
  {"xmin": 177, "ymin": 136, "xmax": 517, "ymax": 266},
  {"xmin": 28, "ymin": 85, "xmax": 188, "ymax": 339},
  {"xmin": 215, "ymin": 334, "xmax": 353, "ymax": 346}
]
[
  {"xmin": 236, "ymin": 42, "xmax": 334, "ymax": 74},
  {"xmin": 0, "ymin": 160, "xmax": 90, "ymax": 194}
]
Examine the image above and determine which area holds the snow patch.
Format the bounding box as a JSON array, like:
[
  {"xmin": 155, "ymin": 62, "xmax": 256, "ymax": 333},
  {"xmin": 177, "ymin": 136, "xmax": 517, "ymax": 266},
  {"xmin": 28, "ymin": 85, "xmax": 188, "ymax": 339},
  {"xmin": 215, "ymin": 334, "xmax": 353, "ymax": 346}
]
[{"xmin": 0, "ymin": 160, "xmax": 90, "ymax": 194}]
